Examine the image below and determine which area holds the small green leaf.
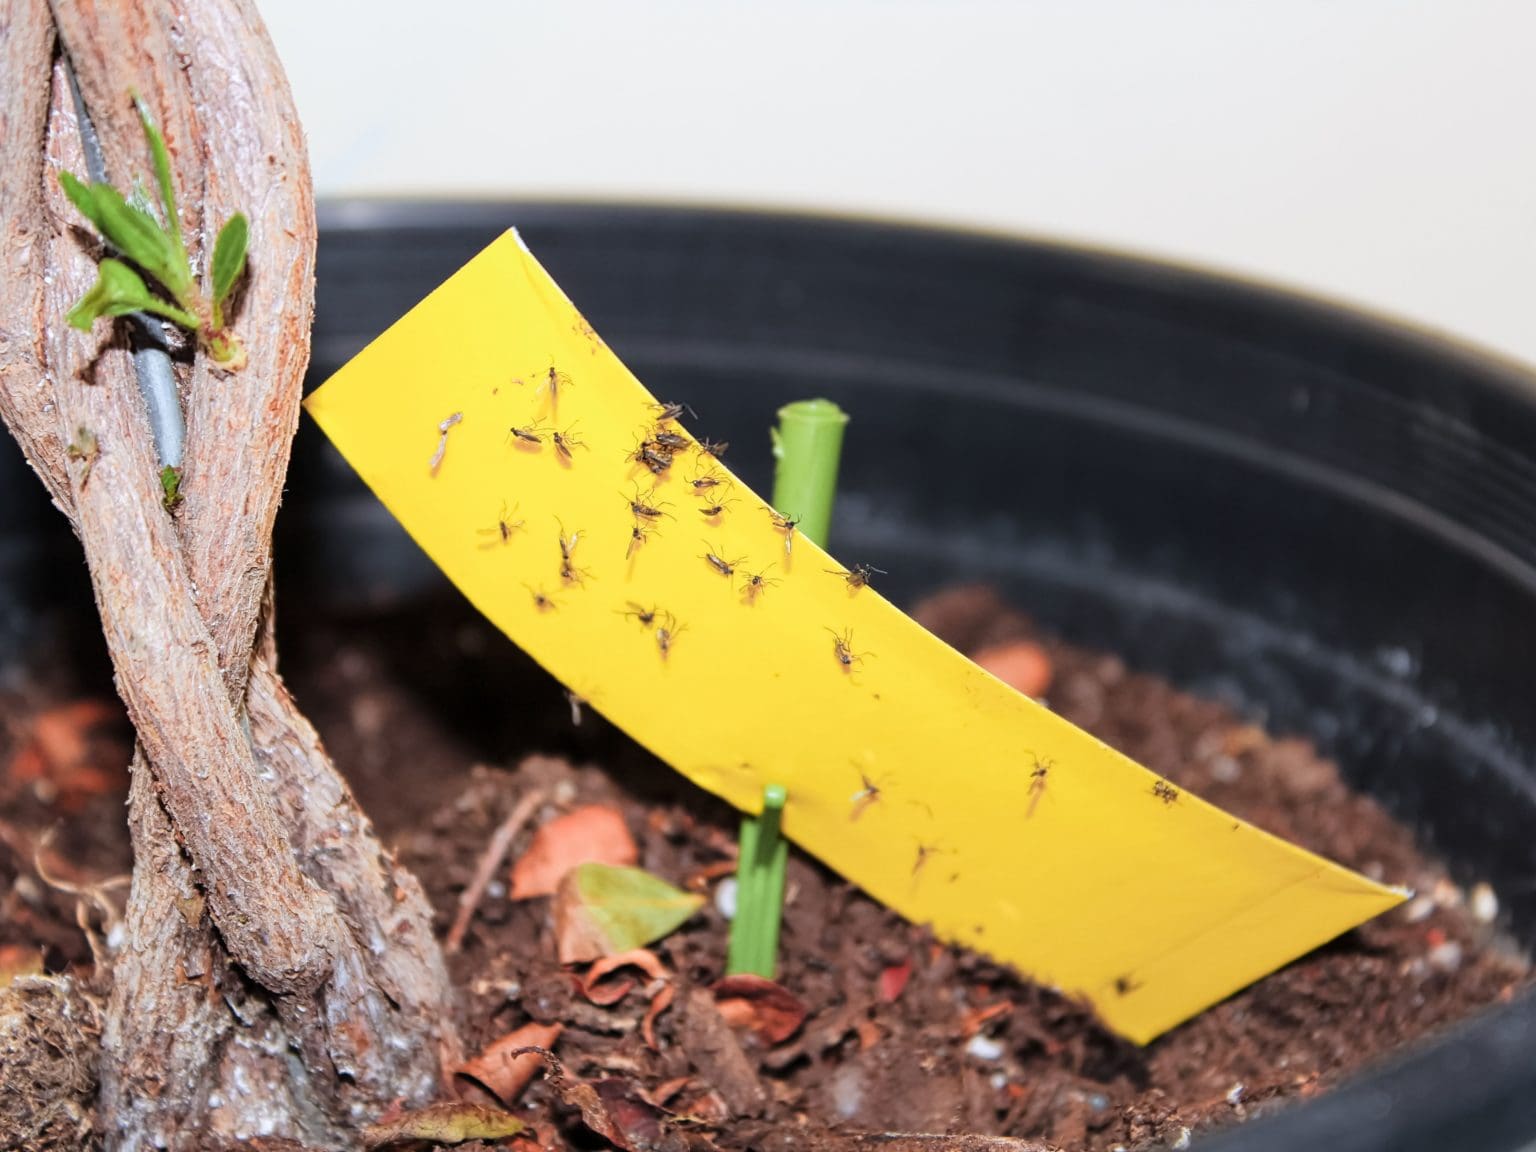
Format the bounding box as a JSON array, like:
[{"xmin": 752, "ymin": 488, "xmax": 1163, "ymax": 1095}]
[
  {"xmin": 211, "ymin": 214, "xmax": 248, "ymax": 314},
  {"xmin": 90, "ymin": 182, "xmax": 192, "ymax": 302},
  {"xmin": 65, "ymin": 258, "xmax": 199, "ymax": 333},
  {"xmin": 58, "ymin": 171, "xmax": 105, "ymax": 232},
  {"xmin": 159, "ymin": 465, "xmax": 183, "ymax": 509},
  {"xmin": 554, "ymin": 863, "xmax": 705, "ymax": 963},
  {"xmin": 134, "ymin": 95, "xmax": 186, "ymax": 266},
  {"xmin": 362, "ymin": 1102, "xmax": 526, "ymax": 1148}
]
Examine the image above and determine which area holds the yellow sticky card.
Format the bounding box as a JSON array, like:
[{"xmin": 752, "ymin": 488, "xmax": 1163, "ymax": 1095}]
[{"xmin": 305, "ymin": 230, "xmax": 1404, "ymax": 1043}]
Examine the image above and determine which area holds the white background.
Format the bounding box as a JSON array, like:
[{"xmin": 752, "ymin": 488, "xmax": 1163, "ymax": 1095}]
[{"xmin": 262, "ymin": 1, "xmax": 1536, "ymax": 370}]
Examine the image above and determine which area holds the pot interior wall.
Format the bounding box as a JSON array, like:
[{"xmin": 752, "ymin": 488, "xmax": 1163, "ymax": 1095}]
[{"xmin": 6, "ymin": 202, "xmax": 1536, "ymax": 1152}]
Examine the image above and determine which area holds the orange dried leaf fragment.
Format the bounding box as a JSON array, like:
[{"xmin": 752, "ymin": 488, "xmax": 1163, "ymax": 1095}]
[{"xmin": 510, "ymin": 804, "xmax": 637, "ymax": 899}]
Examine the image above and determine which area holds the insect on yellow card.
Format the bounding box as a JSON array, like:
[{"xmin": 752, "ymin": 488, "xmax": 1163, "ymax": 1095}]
[{"xmin": 304, "ymin": 229, "xmax": 1405, "ymax": 1043}]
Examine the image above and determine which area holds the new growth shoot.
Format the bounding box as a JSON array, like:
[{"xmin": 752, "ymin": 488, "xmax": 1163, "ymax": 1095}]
[
  {"xmin": 60, "ymin": 96, "xmax": 250, "ymax": 370},
  {"xmin": 726, "ymin": 398, "xmax": 850, "ymax": 978}
]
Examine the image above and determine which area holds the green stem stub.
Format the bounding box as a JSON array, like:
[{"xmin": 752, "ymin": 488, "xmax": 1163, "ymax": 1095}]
[
  {"xmin": 726, "ymin": 784, "xmax": 789, "ymax": 978},
  {"xmin": 770, "ymin": 399, "xmax": 849, "ymax": 550}
]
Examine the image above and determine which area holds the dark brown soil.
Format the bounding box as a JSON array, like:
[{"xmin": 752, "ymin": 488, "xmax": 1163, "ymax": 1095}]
[{"xmin": 0, "ymin": 584, "xmax": 1526, "ymax": 1151}]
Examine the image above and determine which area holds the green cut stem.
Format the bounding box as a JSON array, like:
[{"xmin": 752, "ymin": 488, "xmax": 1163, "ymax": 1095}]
[
  {"xmin": 770, "ymin": 398, "xmax": 849, "ymax": 550},
  {"xmin": 726, "ymin": 784, "xmax": 788, "ymax": 978},
  {"xmin": 726, "ymin": 400, "xmax": 849, "ymax": 978}
]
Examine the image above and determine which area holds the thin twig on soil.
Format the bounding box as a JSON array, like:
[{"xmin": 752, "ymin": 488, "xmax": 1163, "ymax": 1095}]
[{"xmin": 445, "ymin": 786, "xmax": 549, "ymax": 954}]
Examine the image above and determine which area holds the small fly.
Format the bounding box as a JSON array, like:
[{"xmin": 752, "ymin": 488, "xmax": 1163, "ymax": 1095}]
[
  {"xmin": 1152, "ymin": 780, "xmax": 1180, "ymax": 805},
  {"xmin": 508, "ymin": 423, "xmax": 547, "ymax": 446},
  {"xmin": 624, "ymin": 484, "xmax": 673, "ymax": 521},
  {"xmin": 765, "ymin": 509, "xmax": 802, "ymax": 558},
  {"xmin": 524, "ymin": 584, "xmax": 560, "ymax": 612},
  {"xmin": 829, "ymin": 562, "xmax": 887, "ymax": 591},
  {"xmin": 651, "ymin": 400, "xmax": 696, "ymax": 423},
  {"xmin": 625, "ymin": 522, "xmax": 653, "ymax": 559},
  {"xmin": 428, "ymin": 411, "xmax": 461, "ymax": 475},
  {"xmin": 476, "ymin": 501, "xmax": 525, "ymax": 547},
  {"xmin": 739, "ymin": 565, "xmax": 780, "ymax": 603},
  {"xmin": 552, "ymin": 425, "xmax": 586, "ymax": 461},
  {"xmin": 655, "ymin": 611, "xmax": 686, "ymax": 660},
  {"xmin": 556, "ymin": 521, "xmax": 591, "ymax": 586},
  {"xmin": 619, "ymin": 602, "xmax": 659, "ymax": 627},
  {"xmin": 699, "ymin": 495, "xmax": 739, "ymax": 520},
  {"xmin": 1113, "ymin": 975, "xmax": 1144, "ymax": 997},
  {"xmin": 828, "ymin": 627, "xmax": 869, "ymax": 671},
  {"xmin": 1026, "ymin": 753, "xmax": 1053, "ymax": 818},
  {"xmin": 536, "ymin": 362, "xmax": 573, "ymax": 402},
  {"xmin": 701, "ymin": 543, "xmax": 744, "ymax": 579},
  {"xmin": 912, "ymin": 841, "xmax": 947, "ymax": 880},
  {"xmin": 697, "ymin": 438, "xmax": 729, "ymax": 459},
  {"xmin": 633, "ymin": 443, "xmax": 673, "ymax": 475},
  {"xmin": 689, "ymin": 470, "xmax": 728, "ymax": 492},
  {"xmin": 850, "ymin": 772, "xmax": 885, "ymax": 821},
  {"xmin": 652, "ymin": 428, "xmax": 691, "ymax": 452}
]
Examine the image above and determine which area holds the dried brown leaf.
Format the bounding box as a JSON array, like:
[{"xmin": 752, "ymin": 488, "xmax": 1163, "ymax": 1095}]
[
  {"xmin": 454, "ymin": 1020, "xmax": 563, "ymax": 1106},
  {"xmin": 511, "ymin": 805, "xmax": 637, "ymax": 899},
  {"xmin": 582, "ymin": 948, "xmax": 669, "ymax": 1006},
  {"xmin": 711, "ymin": 974, "xmax": 808, "ymax": 1045}
]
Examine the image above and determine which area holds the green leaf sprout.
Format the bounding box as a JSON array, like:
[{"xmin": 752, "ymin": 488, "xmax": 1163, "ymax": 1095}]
[{"xmin": 60, "ymin": 97, "xmax": 248, "ymax": 370}]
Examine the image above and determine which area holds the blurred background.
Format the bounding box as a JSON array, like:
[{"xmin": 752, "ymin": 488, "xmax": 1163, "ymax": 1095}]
[{"xmin": 262, "ymin": 1, "xmax": 1535, "ymax": 370}]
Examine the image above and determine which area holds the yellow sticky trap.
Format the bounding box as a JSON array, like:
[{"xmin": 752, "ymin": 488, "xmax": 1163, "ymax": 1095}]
[{"xmin": 305, "ymin": 230, "xmax": 1404, "ymax": 1043}]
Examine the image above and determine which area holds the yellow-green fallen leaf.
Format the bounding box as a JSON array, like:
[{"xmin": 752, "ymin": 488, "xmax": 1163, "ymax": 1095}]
[
  {"xmin": 555, "ymin": 863, "xmax": 705, "ymax": 964},
  {"xmin": 361, "ymin": 1101, "xmax": 526, "ymax": 1147}
]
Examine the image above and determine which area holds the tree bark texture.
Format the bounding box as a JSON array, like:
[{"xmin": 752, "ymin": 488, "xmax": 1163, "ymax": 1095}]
[{"xmin": 0, "ymin": 2, "xmax": 460, "ymax": 1147}]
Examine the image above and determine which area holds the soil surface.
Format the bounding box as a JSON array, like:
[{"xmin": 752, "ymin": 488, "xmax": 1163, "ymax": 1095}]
[{"xmin": 0, "ymin": 584, "xmax": 1527, "ymax": 1151}]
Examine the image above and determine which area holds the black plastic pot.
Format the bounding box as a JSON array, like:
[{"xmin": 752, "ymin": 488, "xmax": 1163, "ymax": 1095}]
[{"xmin": 8, "ymin": 203, "xmax": 1536, "ymax": 1150}]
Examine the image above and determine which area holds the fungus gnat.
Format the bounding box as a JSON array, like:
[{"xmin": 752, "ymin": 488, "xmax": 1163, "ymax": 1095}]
[
  {"xmin": 624, "ymin": 484, "xmax": 673, "ymax": 521},
  {"xmin": 765, "ymin": 509, "xmax": 801, "ymax": 557},
  {"xmin": 476, "ymin": 501, "xmax": 525, "ymax": 547},
  {"xmin": 740, "ymin": 566, "xmax": 781, "ymax": 603},
  {"xmin": 828, "ymin": 627, "xmax": 869, "ymax": 670},
  {"xmin": 525, "ymin": 584, "xmax": 560, "ymax": 612},
  {"xmin": 619, "ymin": 602, "xmax": 659, "ymax": 627},
  {"xmin": 701, "ymin": 544, "xmax": 743, "ymax": 579},
  {"xmin": 1026, "ymin": 753, "xmax": 1054, "ymax": 818},
  {"xmin": 655, "ymin": 611, "xmax": 686, "ymax": 660},
  {"xmin": 651, "ymin": 400, "xmax": 696, "ymax": 423},
  {"xmin": 829, "ymin": 562, "xmax": 886, "ymax": 591},
  {"xmin": 652, "ymin": 429, "xmax": 691, "ymax": 452},
  {"xmin": 552, "ymin": 425, "xmax": 587, "ymax": 461},
  {"xmin": 626, "ymin": 522, "xmax": 653, "ymax": 559},
  {"xmin": 508, "ymin": 423, "xmax": 547, "ymax": 446}
]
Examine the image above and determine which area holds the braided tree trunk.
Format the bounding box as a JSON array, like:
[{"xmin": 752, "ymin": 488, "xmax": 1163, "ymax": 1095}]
[{"xmin": 0, "ymin": 2, "xmax": 460, "ymax": 1146}]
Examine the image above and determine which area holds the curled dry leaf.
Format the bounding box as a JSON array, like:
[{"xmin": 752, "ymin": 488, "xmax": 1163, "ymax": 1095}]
[
  {"xmin": 642, "ymin": 981, "xmax": 676, "ymax": 1051},
  {"xmin": 454, "ymin": 1019, "xmax": 563, "ymax": 1107},
  {"xmin": 711, "ymin": 974, "xmax": 808, "ymax": 1045},
  {"xmin": 360, "ymin": 1101, "xmax": 526, "ymax": 1147},
  {"xmin": 972, "ymin": 640, "xmax": 1054, "ymax": 699},
  {"xmin": 511, "ymin": 804, "xmax": 638, "ymax": 899},
  {"xmin": 582, "ymin": 947, "xmax": 670, "ymax": 1006},
  {"xmin": 554, "ymin": 863, "xmax": 705, "ymax": 964}
]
